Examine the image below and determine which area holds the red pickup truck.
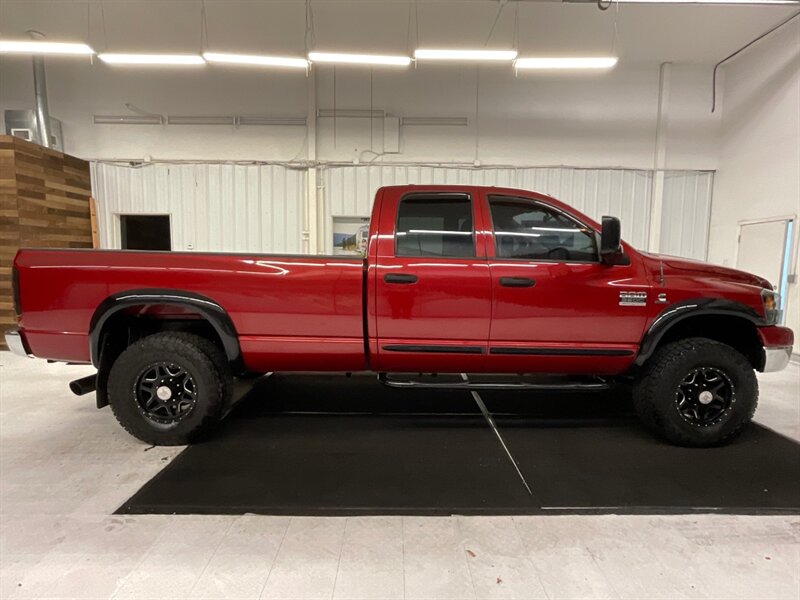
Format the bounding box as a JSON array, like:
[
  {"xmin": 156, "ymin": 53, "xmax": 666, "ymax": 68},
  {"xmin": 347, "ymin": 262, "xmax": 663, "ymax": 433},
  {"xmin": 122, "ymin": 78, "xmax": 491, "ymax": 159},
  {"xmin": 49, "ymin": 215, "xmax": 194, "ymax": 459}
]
[{"xmin": 7, "ymin": 185, "xmax": 793, "ymax": 447}]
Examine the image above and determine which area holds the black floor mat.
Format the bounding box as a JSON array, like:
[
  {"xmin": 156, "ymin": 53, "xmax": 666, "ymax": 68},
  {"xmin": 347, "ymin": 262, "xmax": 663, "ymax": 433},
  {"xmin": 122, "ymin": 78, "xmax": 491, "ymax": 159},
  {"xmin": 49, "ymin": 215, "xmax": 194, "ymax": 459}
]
[{"xmin": 118, "ymin": 374, "xmax": 800, "ymax": 516}]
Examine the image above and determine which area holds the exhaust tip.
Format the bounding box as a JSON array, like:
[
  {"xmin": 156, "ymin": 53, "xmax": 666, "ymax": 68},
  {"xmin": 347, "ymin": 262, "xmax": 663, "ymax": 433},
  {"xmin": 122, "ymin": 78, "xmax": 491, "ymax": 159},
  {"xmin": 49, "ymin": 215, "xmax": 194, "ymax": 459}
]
[{"xmin": 69, "ymin": 374, "xmax": 97, "ymax": 396}]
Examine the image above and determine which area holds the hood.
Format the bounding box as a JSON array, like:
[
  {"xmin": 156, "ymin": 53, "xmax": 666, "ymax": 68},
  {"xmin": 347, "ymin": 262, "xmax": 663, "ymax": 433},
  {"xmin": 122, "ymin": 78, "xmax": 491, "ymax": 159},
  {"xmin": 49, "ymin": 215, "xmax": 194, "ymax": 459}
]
[{"xmin": 639, "ymin": 252, "xmax": 772, "ymax": 290}]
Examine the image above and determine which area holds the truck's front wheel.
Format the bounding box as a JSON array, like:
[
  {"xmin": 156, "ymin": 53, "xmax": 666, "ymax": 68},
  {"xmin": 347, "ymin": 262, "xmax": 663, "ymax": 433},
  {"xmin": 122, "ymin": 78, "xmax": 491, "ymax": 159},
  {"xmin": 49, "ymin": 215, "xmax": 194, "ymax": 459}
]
[
  {"xmin": 108, "ymin": 332, "xmax": 229, "ymax": 445},
  {"xmin": 633, "ymin": 337, "xmax": 758, "ymax": 447}
]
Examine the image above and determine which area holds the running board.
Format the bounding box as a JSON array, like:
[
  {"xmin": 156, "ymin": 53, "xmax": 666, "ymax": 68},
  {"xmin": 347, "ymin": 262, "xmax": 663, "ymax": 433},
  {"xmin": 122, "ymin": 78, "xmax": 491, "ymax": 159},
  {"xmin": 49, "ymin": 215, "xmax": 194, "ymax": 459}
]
[{"xmin": 378, "ymin": 373, "xmax": 610, "ymax": 391}]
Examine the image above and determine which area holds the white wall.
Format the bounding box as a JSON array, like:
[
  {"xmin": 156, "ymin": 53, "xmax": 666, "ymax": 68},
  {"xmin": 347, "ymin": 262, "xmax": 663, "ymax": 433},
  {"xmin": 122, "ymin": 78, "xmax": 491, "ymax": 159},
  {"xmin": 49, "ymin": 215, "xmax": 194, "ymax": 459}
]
[
  {"xmin": 8, "ymin": 0, "xmax": 776, "ymax": 169},
  {"xmin": 709, "ymin": 19, "xmax": 800, "ymax": 351},
  {"xmin": 313, "ymin": 63, "xmax": 718, "ymax": 170},
  {"xmin": 92, "ymin": 161, "xmax": 712, "ymax": 259},
  {"xmin": 0, "ymin": 55, "xmax": 719, "ymax": 170},
  {"xmin": 91, "ymin": 163, "xmax": 307, "ymax": 253},
  {"xmin": 321, "ymin": 165, "xmax": 707, "ymax": 261}
]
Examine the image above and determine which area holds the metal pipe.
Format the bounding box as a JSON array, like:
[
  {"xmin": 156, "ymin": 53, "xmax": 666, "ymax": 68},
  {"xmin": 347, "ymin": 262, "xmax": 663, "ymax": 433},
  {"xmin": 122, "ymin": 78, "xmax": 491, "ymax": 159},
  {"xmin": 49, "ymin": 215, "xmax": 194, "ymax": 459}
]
[
  {"xmin": 27, "ymin": 30, "xmax": 52, "ymax": 148},
  {"xmin": 69, "ymin": 374, "xmax": 97, "ymax": 396},
  {"xmin": 712, "ymin": 11, "xmax": 800, "ymax": 112}
]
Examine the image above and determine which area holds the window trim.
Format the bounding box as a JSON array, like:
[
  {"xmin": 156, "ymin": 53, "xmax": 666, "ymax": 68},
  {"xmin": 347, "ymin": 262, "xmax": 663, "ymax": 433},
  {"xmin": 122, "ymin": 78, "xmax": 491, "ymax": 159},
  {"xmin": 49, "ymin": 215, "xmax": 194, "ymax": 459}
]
[
  {"xmin": 486, "ymin": 195, "xmax": 600, "ymax": 264},
  {"xmin": 394, "ymin": 192, "xmax": 478, "ymax": 259}
]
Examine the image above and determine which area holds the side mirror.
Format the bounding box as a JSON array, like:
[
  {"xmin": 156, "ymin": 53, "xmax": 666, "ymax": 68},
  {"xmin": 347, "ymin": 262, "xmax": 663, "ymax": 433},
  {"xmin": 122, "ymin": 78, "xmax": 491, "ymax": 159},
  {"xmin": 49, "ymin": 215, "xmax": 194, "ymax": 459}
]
[
  {"xmin": 600, "ymin": 216, "xmax": 622, "ymax": 256},
  {"xmin": 600, "ymin": 216, "xmax": 629, "ymax": 265}
]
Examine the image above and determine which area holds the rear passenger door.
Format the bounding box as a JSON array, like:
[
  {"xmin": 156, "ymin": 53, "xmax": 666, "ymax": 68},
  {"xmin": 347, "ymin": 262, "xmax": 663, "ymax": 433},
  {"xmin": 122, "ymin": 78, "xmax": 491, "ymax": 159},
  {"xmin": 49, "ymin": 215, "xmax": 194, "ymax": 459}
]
[{"xmin": 372, "ymin": 189, "xmax": 492, "ymax": 372}]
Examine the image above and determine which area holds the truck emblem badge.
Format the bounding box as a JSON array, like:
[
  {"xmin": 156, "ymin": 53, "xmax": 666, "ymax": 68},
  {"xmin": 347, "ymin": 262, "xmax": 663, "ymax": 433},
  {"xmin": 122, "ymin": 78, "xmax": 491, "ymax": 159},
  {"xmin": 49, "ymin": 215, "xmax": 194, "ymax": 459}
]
[
  {"xmin": 657, "ymin": 293, "xmax": 668, "ymax": 304},
  {"xmin": 619, "ymin": 291, "xmax": 647, "ymax": 306}
]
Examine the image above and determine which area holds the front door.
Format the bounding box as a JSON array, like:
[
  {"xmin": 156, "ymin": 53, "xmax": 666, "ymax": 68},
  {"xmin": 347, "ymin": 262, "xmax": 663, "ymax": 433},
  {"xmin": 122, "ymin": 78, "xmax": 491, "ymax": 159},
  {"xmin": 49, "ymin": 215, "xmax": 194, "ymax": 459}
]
[
  {"xmin": 372, "ymin": 188, "xmax": 492, "ymax": 372},
  {"xmin": 480, "ymin": 192, "xmax": 649, "ymax": 374}
]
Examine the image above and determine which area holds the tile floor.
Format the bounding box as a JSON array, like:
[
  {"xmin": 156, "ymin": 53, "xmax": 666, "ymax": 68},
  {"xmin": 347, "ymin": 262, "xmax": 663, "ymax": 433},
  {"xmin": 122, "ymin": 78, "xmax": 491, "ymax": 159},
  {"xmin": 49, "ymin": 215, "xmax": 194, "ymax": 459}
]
[{"xmin": 1, "ymin": 351, "xmax": 798, "ymax": 600}]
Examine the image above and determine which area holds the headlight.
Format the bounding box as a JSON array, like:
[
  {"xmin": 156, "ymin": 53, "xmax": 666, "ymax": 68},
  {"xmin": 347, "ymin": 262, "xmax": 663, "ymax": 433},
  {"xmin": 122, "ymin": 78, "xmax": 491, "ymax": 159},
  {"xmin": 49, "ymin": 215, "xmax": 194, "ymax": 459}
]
[{"xmin": 761, "ymin": 289, "xmax": 781, "ymax": 325}]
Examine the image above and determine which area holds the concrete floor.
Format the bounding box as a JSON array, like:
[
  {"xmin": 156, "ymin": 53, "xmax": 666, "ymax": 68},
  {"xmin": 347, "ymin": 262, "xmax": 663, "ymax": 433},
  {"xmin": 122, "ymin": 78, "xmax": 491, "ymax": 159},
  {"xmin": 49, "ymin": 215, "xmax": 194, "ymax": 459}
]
[{"xmin": 1, "ymin": 350, "xmax": 798, "ymax": 600}]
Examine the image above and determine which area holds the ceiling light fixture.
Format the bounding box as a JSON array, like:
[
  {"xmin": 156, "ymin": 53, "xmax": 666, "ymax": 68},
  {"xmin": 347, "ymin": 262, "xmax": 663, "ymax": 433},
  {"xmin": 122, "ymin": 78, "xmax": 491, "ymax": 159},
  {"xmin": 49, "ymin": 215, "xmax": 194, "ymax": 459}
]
[
  {"xmin": 308, "ymin": 52, "xmax": 411, "ymax": 66},
  {"xmin": 515, "ymin": 57, "xmax": 619, "ymax": 70},
  {"xmin": 402, "ymin": 117, "xmax": 470, "ymax": 127},
  {"xmin": 317, "ymin": 109, "xmax": 386, "ymax": 118},
  {"xmin": 0, "ymin": 40, "xmax": 94, "ymax": 55},
  {"xmin": 414, "ymin": 49, "xmax": 518, "ymax": 61},
  {"xmin": 203, "ymin": 52, "xmax": 308, "ymax": 68},
  {"xmin": 93, "ymin": 115, "xmax": 163, "ymax": 125},
  {"xmin": 98, "ymin": 53, "xmax": 205, "ymax": 65},
  {"xmin": 167, "ymin": 116, "xmax": 235, "ymax": 125},
  {"xmin": 238, "ymin": 116, "xmax": 307, "ymax": 126}
]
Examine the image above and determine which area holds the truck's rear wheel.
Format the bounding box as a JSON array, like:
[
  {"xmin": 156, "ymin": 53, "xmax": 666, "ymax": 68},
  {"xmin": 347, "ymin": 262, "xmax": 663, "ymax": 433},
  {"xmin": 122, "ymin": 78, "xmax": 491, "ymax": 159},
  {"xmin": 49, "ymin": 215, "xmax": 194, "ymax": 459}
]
[
  {"xmin": 108, "ymin": 332, "xmax": 229, "ymax": 445},
  {"xmin": 632, "ymin": 337, "xmax": 758, "ymax": 447}
]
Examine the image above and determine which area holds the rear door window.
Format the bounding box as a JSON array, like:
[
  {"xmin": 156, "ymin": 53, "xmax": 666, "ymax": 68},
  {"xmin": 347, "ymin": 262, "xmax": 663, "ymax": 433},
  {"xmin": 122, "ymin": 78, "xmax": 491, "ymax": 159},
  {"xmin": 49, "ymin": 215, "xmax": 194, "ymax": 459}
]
[{"xmin": 395, "ymin": 195, "xmax": 475, "ymax": 258}]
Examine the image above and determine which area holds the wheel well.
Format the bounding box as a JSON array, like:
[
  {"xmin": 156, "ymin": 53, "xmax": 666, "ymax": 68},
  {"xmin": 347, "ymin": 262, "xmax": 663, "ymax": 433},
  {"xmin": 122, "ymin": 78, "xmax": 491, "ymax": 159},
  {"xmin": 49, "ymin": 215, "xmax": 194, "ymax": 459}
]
[
  {"xmin": 654, "ymin": 315, "xmax": 762, "ymax": 369},
  {"xmin": 97, "ymin": 305, "xmax": 229, "ymax": 367}
]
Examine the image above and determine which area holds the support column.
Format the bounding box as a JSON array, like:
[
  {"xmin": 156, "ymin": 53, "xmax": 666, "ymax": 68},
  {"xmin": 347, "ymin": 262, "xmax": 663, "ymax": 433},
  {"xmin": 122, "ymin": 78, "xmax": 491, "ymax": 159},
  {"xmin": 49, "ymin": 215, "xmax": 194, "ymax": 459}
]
[
  {"xmin": 305, "ymin": 69, "xmax": 319, "ymax": 254},
  {"xmin": 648, "ymin": 62, "xmax": 671, "ymax": 253}
]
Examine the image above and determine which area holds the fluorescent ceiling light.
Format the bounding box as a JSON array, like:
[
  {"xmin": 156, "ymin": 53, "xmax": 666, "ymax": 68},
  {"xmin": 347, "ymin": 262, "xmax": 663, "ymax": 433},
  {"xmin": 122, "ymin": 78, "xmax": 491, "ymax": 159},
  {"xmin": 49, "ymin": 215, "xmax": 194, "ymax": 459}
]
[
  {"xmin": 515, "ymin": 57, "xmax": 618, "ymax": 70},
  {"xmin": 94, "ymin": 115, "xmax": 163, "ymax": 125},
  {"xmin": 318, "ymin": 109, "xmax": 386, "ymax": 118},
  {"xmin": 203, "ymin": 52, "xmax": 308, "ymax": 68},
  {"xmin": 167, "ymin": 116, "xmax": 234, "ymax": 125},
  {"xmin": 402, "ymin": 117, "xmax": 469, "ymax": 127},
  {"xmin": 0, "ymin": 40, "xmax": 94, "ymax": 55},
  {"xmin": 308, "ymin": 52, "xmax": 411, "ymax": 66},
  {"xmin": 239, "ymin": 116, "xmax": 307, "ymax": 126},
  {"xmin": 414, "ymin": 49, "xmax": 518, "ymax": 61},
  {"xmin": 98, "ymin": 53, "xmax": 205, "ymax": 65}
]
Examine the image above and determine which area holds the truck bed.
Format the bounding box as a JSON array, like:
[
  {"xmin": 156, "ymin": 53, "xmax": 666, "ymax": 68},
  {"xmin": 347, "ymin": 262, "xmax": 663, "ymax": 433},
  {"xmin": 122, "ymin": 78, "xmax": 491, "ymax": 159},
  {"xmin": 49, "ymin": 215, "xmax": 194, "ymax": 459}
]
[{"xmin": 14, "ymin": 249, "xmax": 366, "ymax": 371}]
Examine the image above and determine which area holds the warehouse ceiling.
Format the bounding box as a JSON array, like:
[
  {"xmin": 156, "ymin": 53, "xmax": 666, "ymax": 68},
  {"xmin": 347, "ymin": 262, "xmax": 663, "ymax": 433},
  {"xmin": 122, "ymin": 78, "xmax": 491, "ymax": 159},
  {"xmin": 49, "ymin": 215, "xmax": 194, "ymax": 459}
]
[{"xmin": 0, "ymin": 0, "xmax": 797, "ymax": 66}]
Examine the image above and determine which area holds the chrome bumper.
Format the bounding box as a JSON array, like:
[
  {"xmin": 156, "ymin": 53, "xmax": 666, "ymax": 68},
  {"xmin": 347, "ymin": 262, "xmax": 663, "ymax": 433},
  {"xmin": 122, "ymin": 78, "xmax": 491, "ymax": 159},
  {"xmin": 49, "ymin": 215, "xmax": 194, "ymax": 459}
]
[
  {"xmin": 762, "ymin": 346, "xmax": 792, "ymax": 373},
  {"xmin": 4, "ymin": 329, "xmax": 30, "ymax": 357}
]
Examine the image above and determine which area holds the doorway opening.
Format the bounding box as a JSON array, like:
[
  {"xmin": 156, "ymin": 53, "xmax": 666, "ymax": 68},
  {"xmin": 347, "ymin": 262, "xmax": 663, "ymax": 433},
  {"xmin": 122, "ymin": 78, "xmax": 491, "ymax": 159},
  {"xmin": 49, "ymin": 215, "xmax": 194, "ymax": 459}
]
[{"xmin": 120, "ymin": 215, "xmax": 172, "ymax": 251}]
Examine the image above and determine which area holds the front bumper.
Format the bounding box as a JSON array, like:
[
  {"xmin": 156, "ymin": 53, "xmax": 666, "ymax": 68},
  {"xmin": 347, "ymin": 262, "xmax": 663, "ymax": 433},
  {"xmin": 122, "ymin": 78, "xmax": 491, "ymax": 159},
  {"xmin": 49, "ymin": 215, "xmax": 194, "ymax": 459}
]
[
  {"xmin": 757, "ymin": 326, "xmax": 794, "ymax": 372},
  {"xmin": 4, "ymin": 329, "xmax": 31, "ymax": 357},
  {"xmin": 762, "ymin": 346, "xmax": 793, "ymax": 373}
]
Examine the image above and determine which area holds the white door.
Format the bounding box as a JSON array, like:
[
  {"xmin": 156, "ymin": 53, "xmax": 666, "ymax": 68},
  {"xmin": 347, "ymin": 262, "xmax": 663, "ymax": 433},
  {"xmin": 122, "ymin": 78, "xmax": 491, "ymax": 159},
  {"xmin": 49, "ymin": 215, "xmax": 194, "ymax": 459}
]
[{"xmin": 737, "ymin": 218, "xmax": 793, "ymax": 324}]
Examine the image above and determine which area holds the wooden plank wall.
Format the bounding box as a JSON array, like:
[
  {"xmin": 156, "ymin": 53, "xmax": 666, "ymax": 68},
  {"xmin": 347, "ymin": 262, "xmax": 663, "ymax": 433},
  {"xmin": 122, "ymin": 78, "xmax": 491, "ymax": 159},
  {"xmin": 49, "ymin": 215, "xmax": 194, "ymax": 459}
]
[{"xmin": 0, "ymin": 135, "xmax": 93, "ymax": 348}]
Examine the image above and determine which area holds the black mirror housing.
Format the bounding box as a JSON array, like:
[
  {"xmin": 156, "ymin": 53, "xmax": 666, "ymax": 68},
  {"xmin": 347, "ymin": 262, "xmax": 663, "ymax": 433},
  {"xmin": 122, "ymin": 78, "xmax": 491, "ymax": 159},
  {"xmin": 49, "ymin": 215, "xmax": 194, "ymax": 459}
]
[
  {"xmin": 600, "ymin": 216, "xmax": 629, "ymax": 264},
  {"xmin": 600, "ymin": 216, "xmax": 622, "ymax": 256}
]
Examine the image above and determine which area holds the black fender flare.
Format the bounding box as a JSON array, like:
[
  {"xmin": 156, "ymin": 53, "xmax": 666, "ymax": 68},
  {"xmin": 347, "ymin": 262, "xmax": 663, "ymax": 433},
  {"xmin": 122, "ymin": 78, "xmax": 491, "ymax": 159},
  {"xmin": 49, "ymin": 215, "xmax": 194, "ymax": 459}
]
[
  {"xmin": 89, "ymin": 288, "xmax": 242, "ymax": 368},
  {"xmin": 635, "ymin": 298, "xmax": 765, "ymax": 366}
]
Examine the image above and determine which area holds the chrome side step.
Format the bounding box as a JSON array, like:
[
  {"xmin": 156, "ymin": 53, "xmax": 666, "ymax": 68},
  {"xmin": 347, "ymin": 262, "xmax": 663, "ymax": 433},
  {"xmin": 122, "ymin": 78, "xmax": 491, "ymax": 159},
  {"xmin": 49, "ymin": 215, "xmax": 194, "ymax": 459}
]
[{"xmin": 378, "ymin": 373, "xmax": 610, "ymax": 391}]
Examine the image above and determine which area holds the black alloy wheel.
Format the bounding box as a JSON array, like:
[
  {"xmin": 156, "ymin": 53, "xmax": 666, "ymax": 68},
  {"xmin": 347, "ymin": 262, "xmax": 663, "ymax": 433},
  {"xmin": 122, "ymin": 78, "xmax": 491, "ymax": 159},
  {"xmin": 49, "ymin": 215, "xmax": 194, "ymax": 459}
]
[
  {"xmin": 675, "ymin": 367, "xmax": 734, "ymax": 427},
  {"xmin": 135, "ymin": 362, "xmax": 198, "ymax": 425}
]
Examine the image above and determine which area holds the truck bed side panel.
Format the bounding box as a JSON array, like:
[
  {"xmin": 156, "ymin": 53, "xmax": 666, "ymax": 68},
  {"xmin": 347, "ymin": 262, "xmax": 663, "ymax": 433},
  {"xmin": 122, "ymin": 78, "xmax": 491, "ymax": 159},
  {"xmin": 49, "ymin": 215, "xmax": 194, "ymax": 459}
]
[{"xmin": 15, "ymin": 250, "xmax": 366, "ymax": 371}]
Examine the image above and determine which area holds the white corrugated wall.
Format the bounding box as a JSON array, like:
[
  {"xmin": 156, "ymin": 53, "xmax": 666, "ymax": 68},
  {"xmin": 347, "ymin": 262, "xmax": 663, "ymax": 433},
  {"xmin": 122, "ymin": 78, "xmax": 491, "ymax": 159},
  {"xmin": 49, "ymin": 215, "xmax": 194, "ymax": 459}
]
[
  {"xmin": 322, "ymin": 165, "xmax": 656, "ymax": 253},
  {"xmin": 91, "ymin": 162, "xmax": 713, "ymax": 259},
  {"xmin": 91, "ymin": 163, "xmax": 306, "ymax": 253},
  {"xmin": 659, "ymin": 171, "xmax": 714, "ymax": 260}
]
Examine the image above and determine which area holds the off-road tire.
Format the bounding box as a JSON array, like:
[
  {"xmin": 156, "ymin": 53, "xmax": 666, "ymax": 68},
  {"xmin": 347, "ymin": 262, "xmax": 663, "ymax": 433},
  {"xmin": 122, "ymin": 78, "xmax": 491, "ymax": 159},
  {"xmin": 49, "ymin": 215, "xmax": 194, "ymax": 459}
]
[
  {"xmin": 633, "ymin": 337, "xmax": 758, "ymax": 447},
  {"xmin": 108, "ymin": 332, "xmax": 229, "ymax": 445},
  {"xmin": 166, "ymin": 331, "xmax": 234, "ymax": 408}
]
